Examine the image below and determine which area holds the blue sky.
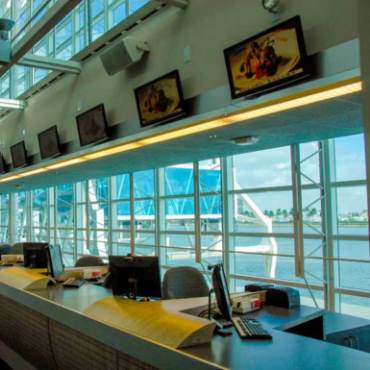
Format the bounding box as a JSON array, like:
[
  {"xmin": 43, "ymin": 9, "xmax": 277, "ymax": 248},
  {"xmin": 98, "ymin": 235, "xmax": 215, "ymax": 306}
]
[{"xmin": 233, "ymin": 134, "xmax": 368, "ymax": 214}]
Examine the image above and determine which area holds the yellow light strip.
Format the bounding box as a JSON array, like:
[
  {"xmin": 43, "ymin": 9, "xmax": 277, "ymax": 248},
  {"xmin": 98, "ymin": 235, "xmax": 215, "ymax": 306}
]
[
  {"xmin": 0, "ymin": 175, "xmax": 21, "ymax": 183},
  {"xmin": 45, "ymin": 157, "xmax": 87, "ymax": 170},
  {"xmin": 83, "ymin": 142, "xmax": 144, "ymax": 160},
  {"xmin": 0, "ymin": 78, "xmax": 362, "ymax": 184},
  {"xmin": 18, "ymin": 168, "xmax": 46, "ymax": 177}
]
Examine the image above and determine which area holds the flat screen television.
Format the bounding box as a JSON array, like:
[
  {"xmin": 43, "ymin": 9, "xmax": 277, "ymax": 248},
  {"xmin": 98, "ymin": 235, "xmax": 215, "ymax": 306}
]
[
  {"xmin": 10, "ymin": 141, "xmax": 28, "ymax": 169},
  {"xmin": 76, "ymin": 104, "xmax": 109, "ymax": 146},
  {"xmin": 134, "ymin": 70, "xmax": 186, "ymax": 127},
  {"xmin": 224, "ymin": 16, "xmax": 310, "ymax": 99},
  {"xmin": 38, "ymin": 125, "xmax": 61, "ymax": 160},
  {"xmin": 0, "ymin": 154, "xmax": 7, "ymax": 174}
]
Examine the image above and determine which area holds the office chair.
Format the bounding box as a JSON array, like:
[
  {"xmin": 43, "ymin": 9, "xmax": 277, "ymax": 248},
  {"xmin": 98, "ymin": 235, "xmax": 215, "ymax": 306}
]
[
  {"xmin": 11, "ymin": 242, "xmax": 48, "ymax": 255},
  {"xmin": 162, "ymin": 266, "xmax": 209, "ymax": 299},
  {"xmin": 75, "ymin": 255, "xmax": 105, "ymax": 267},
  {"xmin": 0, "ymin": 243, "xmax": 11, "ymax": 256}
]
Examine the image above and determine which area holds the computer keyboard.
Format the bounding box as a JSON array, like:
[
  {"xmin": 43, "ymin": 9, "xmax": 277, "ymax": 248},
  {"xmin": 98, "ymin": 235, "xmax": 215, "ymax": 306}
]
[
  {"xmin": 62, "ymin": 278, "xmax": 85, "ymax": 288},
  {"xmin": 232, "ymin": 317, "xmax": 272, "ymax": 340}
]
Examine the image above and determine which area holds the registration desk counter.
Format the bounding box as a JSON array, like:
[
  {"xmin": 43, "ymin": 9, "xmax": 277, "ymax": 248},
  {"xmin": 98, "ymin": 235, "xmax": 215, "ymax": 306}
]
[{"xmin": 0, "ymin": 267, "xmax": 369, "ymax": 370}]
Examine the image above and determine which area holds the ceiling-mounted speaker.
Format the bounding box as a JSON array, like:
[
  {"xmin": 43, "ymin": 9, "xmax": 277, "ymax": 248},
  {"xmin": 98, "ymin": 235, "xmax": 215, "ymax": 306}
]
[{"xmin": 100, "ymin": 36, "xmax": 150, "ymax": 76}]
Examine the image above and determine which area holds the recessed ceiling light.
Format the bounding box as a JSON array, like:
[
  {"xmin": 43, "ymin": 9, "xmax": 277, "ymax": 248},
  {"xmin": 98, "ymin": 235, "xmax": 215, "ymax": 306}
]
[{"xmin": 232, "ymin": 136, "xmax": 260, "ymax": 146}]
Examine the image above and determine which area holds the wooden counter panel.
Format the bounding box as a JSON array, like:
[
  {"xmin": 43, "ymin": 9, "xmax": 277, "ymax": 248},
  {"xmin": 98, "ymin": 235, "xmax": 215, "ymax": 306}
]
[{"xmin": 0, "ymin": 295, "xmax": 55, "ymax": 369}]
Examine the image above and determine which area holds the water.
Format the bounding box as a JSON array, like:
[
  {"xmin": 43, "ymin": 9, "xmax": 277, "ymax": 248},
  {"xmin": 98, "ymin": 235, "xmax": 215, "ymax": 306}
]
[{"xmin": 163, "ymin": 225, "xmax": 370, "ymax": 314}]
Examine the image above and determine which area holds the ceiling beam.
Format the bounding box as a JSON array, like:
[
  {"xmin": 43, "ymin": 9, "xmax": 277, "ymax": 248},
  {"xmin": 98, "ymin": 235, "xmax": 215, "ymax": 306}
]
[
  {"xmin": 18, "ymin": 54, "xmax": 81, "ymax": 74},
  {"xmin": 154, "ymin": 0, "xmax": 189, "ymax": 9},
  {"xmin": 0, "ymin": 98, "xmax": 26, "ymax": 110},
  {"xmin": 0, "ymin": 0, "xmax": 82, "ymax": 78}
]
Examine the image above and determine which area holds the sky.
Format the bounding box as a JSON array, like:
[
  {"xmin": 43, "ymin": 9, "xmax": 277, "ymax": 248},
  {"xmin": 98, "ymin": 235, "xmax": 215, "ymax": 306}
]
[{"xmin": 233, "ymin": 134, "xmax": 367, "ymax": 214}]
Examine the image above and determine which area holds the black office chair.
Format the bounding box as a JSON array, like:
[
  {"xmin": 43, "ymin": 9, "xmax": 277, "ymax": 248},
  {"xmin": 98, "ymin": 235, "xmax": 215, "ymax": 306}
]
[
  {"xmin": 162, "ymin": 266, "xmax": 209, "ymax": 299},
  {"xmin": 11, "ymin": 243, "xmax": 25, "ymax": 255},
  {"xmin": 0, "ymin": 243, "xmax": 11, "ymax": 257},
  {"xmin": 75, "ymin": 255, "xmax": 105, "ymax": 267},
  {"xmin": 11, "ymin": 242, "xmax": 48, "ymax": 255}
]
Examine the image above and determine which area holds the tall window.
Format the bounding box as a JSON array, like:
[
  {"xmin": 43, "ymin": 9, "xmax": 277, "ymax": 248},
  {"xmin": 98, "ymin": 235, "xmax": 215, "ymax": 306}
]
[
  {"xmin": 56, "ymin": 183, "xmax": 75, "ymax": 266},
  {"xmin": 88, "ymin": 177, "xmax": 109, "ymax": 257},
  {"xmin": 228, "ymin": 146, "xmax": 298, "ymax": 290},
  {"xmin": 0, "ymin": 194, "xmax": 9, "ymax": 242},
  {"xmin": 31, "ymin": 188, "xmax": 48, "ymax": 241},
  {"xmin": 160, "ymin": 163, "xmax": 197, "ymax": 268},
  {"xmin": 1, "ymin": 0, "xmax": 149, "ymax": 99},
  {"xmin": 14, "ymin": 191, "xmax": 28, "ymax": 242},
  {"xmin": 330, "ymin": 134, "xmax": 369, "ymax": 316},
  {"xmin": 134, "ymin": 170, "xmax": 156, "ymax": 256},
  {"xmin": 111, "ymin": 174, "xmax": 131, "ymax": 255},
  {"xmin": 1, "ymin": 134, "xmax": 368, "ymax": 318}
]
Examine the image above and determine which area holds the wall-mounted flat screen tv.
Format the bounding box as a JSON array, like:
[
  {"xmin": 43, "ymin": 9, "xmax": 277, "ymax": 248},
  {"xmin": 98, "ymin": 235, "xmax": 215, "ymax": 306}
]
[
  {"xmin": 38, "ymin": 125, "xmax": 61, "ymax": 160},
  {"xmin": 224, "ymin": 16, "xmax": 310, "ymax": 99},
  {"xmin": 76, "ymin": 104, "xmax": 109, "ymax": 146},
  {"xmin": 134, "ymin": 70, "xmax": 186, "ymax": 127},
  {"xmin": 10, "ymin": 141, "xmax": 28, "ymax": 169},
  {"xmin": 0, "ymin": 154, "xmax": 7, "ymax": 174}
]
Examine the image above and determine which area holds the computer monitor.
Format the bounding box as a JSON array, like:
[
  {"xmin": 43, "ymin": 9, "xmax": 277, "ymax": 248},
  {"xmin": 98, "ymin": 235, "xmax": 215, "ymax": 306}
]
[
  {"xmin": 10, "ymin": 141, "xmax": 28, "ymax": 169},
  {"xmin": 38, "ymin": 126, "xmax": 61, "ymax": 160},
  {"xmin": 108, "ymin": 256, "xmax": 161, "ymax": 299},
  {"xmin": 23, "ymin": 243, "xmax": 49, "ymax": 269},
  {"xmin": 0, "ymin": 153, "xmax": 7, "ymax": 174},
  {"xmin": 76, "ymin": 104, "xmax": 109, "ymax": 146},
  {"xmin": 212, "ymin": 263, "xmax": 233, "ymax": 321},
  {"xmin": 47, "ymin": 244, "xmax": 64, "ymax": 279}
]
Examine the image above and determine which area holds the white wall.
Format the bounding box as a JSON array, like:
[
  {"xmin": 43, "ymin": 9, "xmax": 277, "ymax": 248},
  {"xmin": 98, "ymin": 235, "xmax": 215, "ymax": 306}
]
[{"xmin": 0, "ymin": 0, "xmax": 360, "ymax": 160}]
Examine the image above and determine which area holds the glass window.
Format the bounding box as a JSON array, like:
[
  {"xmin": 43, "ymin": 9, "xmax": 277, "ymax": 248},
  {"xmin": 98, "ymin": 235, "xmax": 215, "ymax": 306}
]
[
  {"xmin": 232, "ymin": 146, "xmax": 292, "ymax": 189},
  {"xmin": 334, "ymin": 134, "xmax": 367, "ymax": 182},
  {"xmin": 15, "ymin": 192, "xmax": 28, "ymax": 242},
  {"xmin": 3, "ymin": 134, "xmax": 369, "ymax": 319}
]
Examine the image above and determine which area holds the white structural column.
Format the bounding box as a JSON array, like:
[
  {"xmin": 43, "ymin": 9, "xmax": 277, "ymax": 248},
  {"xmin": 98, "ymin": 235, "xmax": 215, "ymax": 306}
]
[{"xmin": 358, "ymin": 0, "xmax": 370, "ymax": 237}]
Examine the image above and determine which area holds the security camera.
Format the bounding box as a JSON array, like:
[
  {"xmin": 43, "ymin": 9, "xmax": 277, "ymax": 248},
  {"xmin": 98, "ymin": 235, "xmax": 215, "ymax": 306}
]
[
  {"xmin": 0, "ymin": 18, "xmax": 14, "ymax": 63},
  {"xmin": 0, "ymin": 18, "xmax": 14, "ymax": 41},
  {"xmin": 0, "ymin": 18, "xmax": 14, "ymax": 31},
  {"xmin": 262, "ymin": 0, "xmax": 280, "ymax": 13}
]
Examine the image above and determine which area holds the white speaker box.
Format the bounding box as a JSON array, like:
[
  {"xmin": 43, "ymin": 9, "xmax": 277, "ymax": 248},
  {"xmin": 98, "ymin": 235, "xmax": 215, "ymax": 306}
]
[{"xmin": 100, "ymin": 36, "xmax": 149, "ymax": 76}]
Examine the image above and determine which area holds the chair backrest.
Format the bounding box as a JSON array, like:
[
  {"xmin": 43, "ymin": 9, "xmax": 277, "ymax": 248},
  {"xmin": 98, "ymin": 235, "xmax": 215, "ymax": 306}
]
[
  {"xmin": 11, "ymin": 243, "xmax": 25, "ymax": 255},
  {"xmin": 0, "ymin": 244, "xmax": 12, "ymax": 256},
  {"xmin": 162, "ymin": 266, "xmax": 209, "ymax": 300},
  {"xmin": 75, "ymin": 255, "xmax": 105, "ymax": 267},
  {"xmin": 12, "ymin": 242, "xmax": 48, "ymax": 255}
]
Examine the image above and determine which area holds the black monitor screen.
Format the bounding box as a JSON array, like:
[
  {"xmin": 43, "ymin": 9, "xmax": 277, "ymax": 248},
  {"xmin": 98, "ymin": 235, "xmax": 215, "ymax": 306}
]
[
  {"xmin": 0, "ymin": 154, "xmax": 7, "ymax": 174},
  {"xmin": 109, "ymin": 256, "xmax": 161, "ymax": 299},
  {"xmin": 23, "ymin": 243, "xmax": 49, "ymax": 269},
  {"xmin": 47, "ymin": 244, "xmax": 64, "ymax": 279},
  {"xmin": 76, "ymin": 104, "xmax": 108, "ymax": 146},
  {"xmin": 38, "ymin": 126, "xmax": 61, "ymax": 160},
  {"xmin": 212, "ymin": 263, "xmax": 232, "ymax": 321},
  {"xmin": 10, "ymin": 141, "xmax": 27, "ymax": 169}
]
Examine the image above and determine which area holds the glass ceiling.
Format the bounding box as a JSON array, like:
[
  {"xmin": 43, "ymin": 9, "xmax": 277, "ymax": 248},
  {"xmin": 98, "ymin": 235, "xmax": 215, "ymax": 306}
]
[{"xmin": 0, "ymin": 0, "xmax": 149, "ymax": 100}]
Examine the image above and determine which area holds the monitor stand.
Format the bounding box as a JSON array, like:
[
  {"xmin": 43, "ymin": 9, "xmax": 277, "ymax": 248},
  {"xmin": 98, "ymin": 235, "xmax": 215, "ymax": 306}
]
[{"xmin": 208, "ymin": 289, "xmax": 232, "ymax": 328}]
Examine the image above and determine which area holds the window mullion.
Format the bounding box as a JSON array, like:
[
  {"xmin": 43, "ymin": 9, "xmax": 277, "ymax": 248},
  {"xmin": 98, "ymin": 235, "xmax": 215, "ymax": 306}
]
[
  {"xmin": 194, "ymin": 161, "xmax": 201, "ymax": 263},
  {"xmin": 319, "ymin": 140, "xmax": 335, "ymax": 311}
]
